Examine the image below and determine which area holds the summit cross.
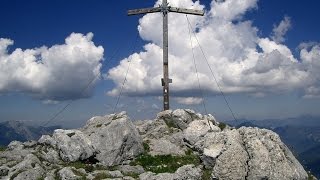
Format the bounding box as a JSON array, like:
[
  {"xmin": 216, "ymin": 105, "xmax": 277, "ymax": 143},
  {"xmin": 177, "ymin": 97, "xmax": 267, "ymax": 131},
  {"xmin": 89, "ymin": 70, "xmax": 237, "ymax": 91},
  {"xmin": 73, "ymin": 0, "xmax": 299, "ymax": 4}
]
[{"xmin": 128, "ymin": 0, "xmax": 204, "ymax": 111}]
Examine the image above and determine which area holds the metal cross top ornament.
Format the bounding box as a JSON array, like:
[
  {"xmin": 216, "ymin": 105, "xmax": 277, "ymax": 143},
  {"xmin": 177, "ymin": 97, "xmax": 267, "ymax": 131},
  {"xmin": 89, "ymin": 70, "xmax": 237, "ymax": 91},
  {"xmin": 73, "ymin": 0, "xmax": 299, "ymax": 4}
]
[{"xmin": 128, "ymin": 0, "xmax": 204, "ymax": 111}]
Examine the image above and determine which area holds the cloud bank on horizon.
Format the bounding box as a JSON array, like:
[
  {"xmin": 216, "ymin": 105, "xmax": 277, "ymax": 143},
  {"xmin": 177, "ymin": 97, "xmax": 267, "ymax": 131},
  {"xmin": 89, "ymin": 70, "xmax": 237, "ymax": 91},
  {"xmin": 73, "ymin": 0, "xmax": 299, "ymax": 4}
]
[
  {"xmin": 107, "ymin": 0, "xmax": 320, "ymax": 104},
  {"xmin": 0, "ymin": 33, "xmax": 104, "ymax": 102}
]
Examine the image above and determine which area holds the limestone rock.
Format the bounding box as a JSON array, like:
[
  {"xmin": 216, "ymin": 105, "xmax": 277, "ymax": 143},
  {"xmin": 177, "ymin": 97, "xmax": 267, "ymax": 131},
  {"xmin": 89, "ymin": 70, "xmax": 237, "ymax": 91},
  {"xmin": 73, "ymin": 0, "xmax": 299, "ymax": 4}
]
[
  {"xmin": 117, "ymin": 165, "xmax": 145, "ymax": 175},
  {"xmin": 39, "ymin": 129, "xmax": 95, "ymax": 162},
  {"xmin": 183, "ymin": 119, "xmax": 220, "ymax": 147},
  {"xmin": 14, "ymin": 164, "xmax": 45, "ymax": 180},
  {"xmin": 239, "ymin": 127, "xmax": 308, "ymax": 180},
  {"xmin": 0, "ymin": 109, "xmax": 310, "ymax": 180},
  {"xmin": 149, "ymin": 138, "xmax": 185, "ymax": 155},
  {"xmin": 139, "ymin": 165, "xmax": 202, "ymax": 180},
  {"xmin": 135, "ymin": 118, "xmax": 171, "ymax": 139},
  {"xmin": 0, "ymin": 166, "xmax": 9, "ymax": 176},
  {"xmin": 82, "ymin": 112, "xmax": 144, "ymax": 166},
  {"xmin": 58, "ymin": 167, "xmax": 81, "ymax": 180}
]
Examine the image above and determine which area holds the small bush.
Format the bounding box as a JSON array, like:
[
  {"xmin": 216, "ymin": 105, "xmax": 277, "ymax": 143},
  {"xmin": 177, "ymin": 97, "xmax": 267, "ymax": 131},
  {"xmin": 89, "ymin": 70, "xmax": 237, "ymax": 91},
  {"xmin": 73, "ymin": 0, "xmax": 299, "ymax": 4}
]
[
  {"xmin": 164, "ymin": 119, "xmax": 177, "ymax": 129},
  {"xmin": 143, "ymin": 141, "xmax": 150, "ymax": 152},
  {"xmin": 66, "ymin": 161, "xmax": 86, "ymax": 169},
  {"xmin": 202, "ymin": 168, "xmax": 212, "ymax": 180},
  {"xmin": 218, "ymin": 122, "xmax": 227, "ymax": 131},
  {"xmin": 0, "ymin": 146, "xmax": 6, "ymax": 151},
  {"xmin": 96, "ymin": 124, "xmax": 102, "ymax": 128}
]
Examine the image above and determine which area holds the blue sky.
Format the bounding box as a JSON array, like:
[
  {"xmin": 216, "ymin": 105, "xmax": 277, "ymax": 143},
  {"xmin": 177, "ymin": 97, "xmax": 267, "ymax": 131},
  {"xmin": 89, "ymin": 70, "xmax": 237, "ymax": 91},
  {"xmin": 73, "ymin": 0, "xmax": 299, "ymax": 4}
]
[{"xmin": 0, "ymin": 0, "xmax": 320, "ymax": 128}]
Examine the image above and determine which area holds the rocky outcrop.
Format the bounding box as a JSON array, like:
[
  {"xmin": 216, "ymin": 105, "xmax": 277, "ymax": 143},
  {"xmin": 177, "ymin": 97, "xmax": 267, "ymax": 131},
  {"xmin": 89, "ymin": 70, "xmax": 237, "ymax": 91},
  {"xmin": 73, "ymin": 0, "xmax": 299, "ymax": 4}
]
[
  {"xmin": 139, "ymin": 164, "xmax": 203, "ymax": 180},
  {"xmin": 0, "ymin": 109, "xmax": 311, "ymax": 180}
]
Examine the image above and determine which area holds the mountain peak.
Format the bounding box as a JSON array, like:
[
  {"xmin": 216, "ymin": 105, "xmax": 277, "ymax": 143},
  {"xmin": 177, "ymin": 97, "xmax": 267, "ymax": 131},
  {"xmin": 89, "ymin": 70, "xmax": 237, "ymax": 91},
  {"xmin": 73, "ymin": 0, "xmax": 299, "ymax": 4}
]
[{"xmin": 0, "ymin": 109, "xmax": 312, "ymax": 179}]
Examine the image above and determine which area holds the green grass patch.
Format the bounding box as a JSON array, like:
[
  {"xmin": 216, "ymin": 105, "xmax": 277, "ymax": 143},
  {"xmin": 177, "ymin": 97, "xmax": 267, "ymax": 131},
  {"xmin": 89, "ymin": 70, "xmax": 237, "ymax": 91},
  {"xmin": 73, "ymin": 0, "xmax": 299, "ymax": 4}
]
[
  {"xmin": 123, "ymin": 172, "xmax": 140, "ymax": 179},
  {"xmin": 164, "ymin": 119, "xmax": 177, "ymax": 129},
  {"xmin": 0, "ymin": 146, "xmax": 6, "ymax": 151},
  {"xmin": 66, "ymin": 161, "xmax": 87, "ymax": 169},
  {"xmin": 202, "ymin": 168, "xmax": 212, "ymax": 180},
  {"xmin": 93, "ymin": 173, "xmax": 111, "ymax": 180},
  {"xmin": 143, "ymin": 141, "xmax": 150, "ymax": 152},
  {"xmin": 130, "ymin": 151, "xmax": 200, "ymax": 174},
  {"xmin": 218, "ymin": 122, "xmax": 227, "ymax": 131}
]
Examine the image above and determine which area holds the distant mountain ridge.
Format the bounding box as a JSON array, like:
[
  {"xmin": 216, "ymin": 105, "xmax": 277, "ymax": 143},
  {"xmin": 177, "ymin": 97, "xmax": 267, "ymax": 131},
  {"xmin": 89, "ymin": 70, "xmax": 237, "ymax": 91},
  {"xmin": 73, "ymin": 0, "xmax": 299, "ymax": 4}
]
[
  {"xmin": 0, "ymin": 120, "xmax": 61, "ymax": 146},
  {"xmin": 225, "ymin": 115, "xmax": 320, "ymax": 178}
]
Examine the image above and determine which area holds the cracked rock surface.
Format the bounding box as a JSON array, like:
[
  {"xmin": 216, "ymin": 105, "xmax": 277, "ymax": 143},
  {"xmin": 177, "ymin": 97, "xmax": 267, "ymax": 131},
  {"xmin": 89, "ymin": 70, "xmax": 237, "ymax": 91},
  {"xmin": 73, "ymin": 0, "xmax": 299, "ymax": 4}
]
[{"xmin": 0, "ymin": 109, "xmax": 309, "ymax": 180}]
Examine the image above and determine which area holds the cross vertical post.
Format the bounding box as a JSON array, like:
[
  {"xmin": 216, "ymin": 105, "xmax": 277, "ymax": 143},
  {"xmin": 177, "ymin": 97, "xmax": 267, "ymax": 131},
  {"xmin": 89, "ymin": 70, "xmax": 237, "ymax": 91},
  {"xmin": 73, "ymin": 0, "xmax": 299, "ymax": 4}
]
[
  {"xmin": 162, "ymin": 0, "xmax": 170, "ymax": 110},
  {"xmin": 128, "ymin": 1, "xmax": 204, "ymax": 111}
]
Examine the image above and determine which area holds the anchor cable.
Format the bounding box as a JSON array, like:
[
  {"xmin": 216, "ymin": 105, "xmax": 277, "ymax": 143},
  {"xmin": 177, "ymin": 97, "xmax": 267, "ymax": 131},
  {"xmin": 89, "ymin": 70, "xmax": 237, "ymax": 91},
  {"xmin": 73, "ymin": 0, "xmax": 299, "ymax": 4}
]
[
  {"xmin": 112, "ymin": 34, "xmax": 140, "ymax": 115},
  {"xmin": 186, "ymin": 15, "xmax": 237, "ymax": 121},
  {"xmin": 186, "ymin": 15, "xmax": 208, "ymax": 116}
]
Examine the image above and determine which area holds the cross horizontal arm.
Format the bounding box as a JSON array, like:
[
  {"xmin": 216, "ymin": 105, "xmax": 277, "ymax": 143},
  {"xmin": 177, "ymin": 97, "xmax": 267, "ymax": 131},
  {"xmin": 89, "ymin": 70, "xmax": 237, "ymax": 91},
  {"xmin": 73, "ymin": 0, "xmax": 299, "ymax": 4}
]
[
  {"xmin": 128, "ymin": 7, "xmax": 162, "ymax": 16},
  {"xmin": 169, "ymin": 7, "xmax": 204, "ymax": 16}
]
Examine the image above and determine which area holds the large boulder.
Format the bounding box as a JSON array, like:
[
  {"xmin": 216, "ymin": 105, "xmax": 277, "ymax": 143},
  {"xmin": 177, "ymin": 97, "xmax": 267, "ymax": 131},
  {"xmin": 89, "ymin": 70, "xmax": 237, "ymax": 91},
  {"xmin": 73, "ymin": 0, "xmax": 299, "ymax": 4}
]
[
  {"xmin": 38, "ymin": 112, "xmax": 144, "ymax": 166},
  {"xmin": 139, "ymin": 164, "xmax": 202, "ymax": 180},
  {"xmin": 39, "ymin": 129, "xmax": 95, "ymax": 162},
  {"xmin": 183, "ymin": 119, "xmax": 309, "ymax": 180},
  {"xmin": 157, "ymin": 109, "xmax": 214, "ymax": 130},
  {"xmin": 82, "ymin": 111, "xmax": 144, "ymax": 166},
  {"xmin": 238, "ymin": 127, "xmax": 308, "ymax": 180}
]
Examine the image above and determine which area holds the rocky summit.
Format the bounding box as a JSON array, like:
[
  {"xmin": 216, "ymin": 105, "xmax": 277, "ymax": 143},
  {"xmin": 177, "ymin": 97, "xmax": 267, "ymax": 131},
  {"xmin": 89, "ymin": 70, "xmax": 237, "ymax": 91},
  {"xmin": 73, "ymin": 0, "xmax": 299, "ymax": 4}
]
[{"xmin": 0, "ymin": 109, "xmax": 311, "ymax": 180}]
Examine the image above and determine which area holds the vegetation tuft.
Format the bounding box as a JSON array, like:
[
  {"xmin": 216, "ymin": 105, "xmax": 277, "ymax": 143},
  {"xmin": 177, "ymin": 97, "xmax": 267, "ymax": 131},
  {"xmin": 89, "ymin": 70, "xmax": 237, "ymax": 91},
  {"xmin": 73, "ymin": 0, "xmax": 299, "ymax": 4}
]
[
  {"xmin": 143, "ymin": 141, "xmax": 150, "ymax": 152},
  {"xmin": 93, "ymin": 173, "xmax": 111, "ymax": 180},
  {"xmin": 218, "ymin": 122, "xmax": 227, "ymax": 131},
  {"xmin": 0, "ymin": 146, "xmax": 6, "ymax": 151},
  {"xmin": 202, "ymin": 168, "xmax": 213, "ymax": 180},
  {"xmin": 164, "ymin": 119, "xmax": 177, "ymax": 129},
  {"xmin": 130, "ymin": 149, "xmax": 200, "ymax": 174}
]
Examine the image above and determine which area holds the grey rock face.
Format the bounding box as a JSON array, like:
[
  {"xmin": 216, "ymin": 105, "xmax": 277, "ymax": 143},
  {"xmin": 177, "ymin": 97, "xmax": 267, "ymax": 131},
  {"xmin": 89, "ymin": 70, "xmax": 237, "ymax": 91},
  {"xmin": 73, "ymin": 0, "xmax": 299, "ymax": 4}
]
[
  {"xmin": 117, "ymin": 165, "xmax": 145, "ymax": 175},
  {"xmin": 39, "ymin": 129, "xmax": 95, "ymax": 162},
  {"xmin": 58, "ymin": 167, "xmax": 81, "ymax": 180},
  {"xmin": 139, "ymin": 165, "xmax": 202, "ymax": 180},
  {"xmin": 14, "ymin": 164, "xmax": 45, "ymax": 180},
  {"xmin": 149, "ymin": 138, "xmax": 185, "ymax": 155},
  {"xmin": 82, "ymin": 112, "xmax": 144, "ymax": 166},
  {"xmin": 0, "ymin": 109, "xmax": 310, "ymax": 180},
  {"xmin": 135, "ymin": 118, "xmax": 171, "ymax": 139},
  {"xmin": 238, "ymin": 127, "xmax": 308, "ymax": 180}
]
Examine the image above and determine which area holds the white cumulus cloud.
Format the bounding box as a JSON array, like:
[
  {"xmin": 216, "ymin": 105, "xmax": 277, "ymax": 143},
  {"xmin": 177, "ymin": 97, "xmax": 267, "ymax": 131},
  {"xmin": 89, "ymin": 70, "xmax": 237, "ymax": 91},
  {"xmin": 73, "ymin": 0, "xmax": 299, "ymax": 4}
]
[
  {"xmin": 0, "ymin": 32, "xmax": 104, "ymax": 101},
  {"xmin": 107, "ymin": 0, "xmax": 320, "ymax": 103}
]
